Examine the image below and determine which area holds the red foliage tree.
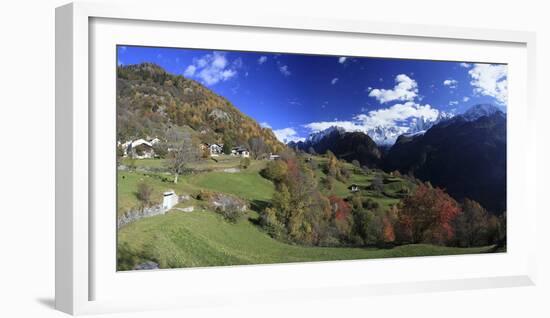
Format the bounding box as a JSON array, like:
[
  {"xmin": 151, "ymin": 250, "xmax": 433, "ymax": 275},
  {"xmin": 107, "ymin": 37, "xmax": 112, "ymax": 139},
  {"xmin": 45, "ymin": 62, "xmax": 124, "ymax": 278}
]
[
  {"xmin": 328, "ymin": 196, "xmax": 351, "ymax": 220},
  {"xmin": 397, "ymin": 183, "xmax": 461, "ymax": 244},
  {"xmin": 382, "ymin": 216, "xmax": 395, "ymax": 243},
  {"xmin": 328, "ymin": 195, "xmax": 353, "ymax": 239}
]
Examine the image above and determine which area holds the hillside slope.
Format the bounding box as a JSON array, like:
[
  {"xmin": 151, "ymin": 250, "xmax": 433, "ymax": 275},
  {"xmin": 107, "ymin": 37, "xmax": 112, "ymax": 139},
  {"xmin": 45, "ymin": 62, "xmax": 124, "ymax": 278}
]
[
  {"xmin": 384, "ymin": 109, "xmax": 506, "ymax": 214},
  {"xmin": 117, "ymin": 211, "xmax": 493, "ymax": 270},
  {"xmin": 289, "ymin": 126, "xmax": 382, "ymax": 167},
  {"xmin": 117, "ymin": 63, "xmax": 283, "ymax": 152}
]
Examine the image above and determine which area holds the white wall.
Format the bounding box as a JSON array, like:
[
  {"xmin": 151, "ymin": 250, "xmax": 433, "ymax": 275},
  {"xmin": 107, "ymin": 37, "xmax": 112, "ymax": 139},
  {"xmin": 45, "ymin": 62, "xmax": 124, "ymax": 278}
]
[{"xmin": 0, "ymin": 0, "xmax": 548, "ymax": 317}]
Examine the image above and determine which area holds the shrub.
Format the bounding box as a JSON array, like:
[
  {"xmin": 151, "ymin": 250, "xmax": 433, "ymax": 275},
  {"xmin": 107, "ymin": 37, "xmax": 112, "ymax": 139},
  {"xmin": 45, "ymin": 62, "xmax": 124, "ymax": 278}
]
[
  {"xmin": 260, "ymin": 160, "xmax": 287, "ymax": 182},
  {"xmin": 240, "ymin": 157, "xmax": 251, "ymax": 169},
  {"xmin": 136, "ymin": 181, "xmax": 153, "ymax": 206},
  {"xmin": 363, "ymin": 198, "xmax": 380, "ymax": 210},
  {"xmin": 127, "ymin": 157, "xmax": 137, "ymax": 171},
  {"xmin": 196, "ymin": 189, "xmax": 215, "ymax": 201},
  {"xmin": 260, "ymin": 207, "xmax": 286, "ymax": 239},
  {"xmin": 216, "ymin": 203, "xmax": 243, "ymax": 223}
]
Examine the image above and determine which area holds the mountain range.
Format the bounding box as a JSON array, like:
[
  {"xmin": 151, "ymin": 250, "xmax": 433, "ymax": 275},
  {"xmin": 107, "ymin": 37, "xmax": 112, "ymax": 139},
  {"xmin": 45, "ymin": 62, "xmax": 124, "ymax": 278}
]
[
  {"xmin": 365, "ymin": 111, "xmax": 454, "ymax": 146},
  {"xmin": 290, "ymin": 104, "xmax": 506, "ymax": 214},
  {"xmin": 384, "ymin": 104, "xmax": 506, "ymax": 214},
  {"xmin": 289, "ymin": 126, "xmax": 382, "ymax": 167}
]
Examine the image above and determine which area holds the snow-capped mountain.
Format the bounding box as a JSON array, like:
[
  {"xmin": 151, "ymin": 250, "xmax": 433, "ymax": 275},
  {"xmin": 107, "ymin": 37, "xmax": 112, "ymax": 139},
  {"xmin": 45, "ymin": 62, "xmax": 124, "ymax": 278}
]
[
  {"xmin": 366, "ymin": 111, "xmax": 454, "ymax": 146},
  {"xmin": 288, "ymin": 126, "xmax": 382, "ymax": 167},
  {"xmin": 366, "ymin": 126, "xmax": 408, "ymax": 146},
  {"xmin": 301, "ymin": 112, "xmax": 454, "ymax": 147},
  {"xmin": 307, "ymin": 126, "xmax": 346, "ymax": 144},
  {"xmin": 460, "ymin": 104, "xmax": 503, "ymax": 121}
]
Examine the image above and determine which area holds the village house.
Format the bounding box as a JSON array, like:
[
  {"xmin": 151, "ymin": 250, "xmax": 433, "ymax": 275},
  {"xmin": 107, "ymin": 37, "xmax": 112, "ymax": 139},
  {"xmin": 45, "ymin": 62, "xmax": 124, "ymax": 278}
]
[
  {"xmin": 121, "ymin": 138, "xmax": 159, "ymax": 159},
  {"xmin": 231, "ymin": 146, "xmax": 250, "ymax": 158},
  {"xmin": 348, "ymin": 184, "xmax": 360, "ymax": 193},
  {"xmin": 268, "ymin": 153, "xmax": 281, "ymax": 160},
  {"xmin": 201, "ymin": 143, "xmax": 224, "ymax": 157}
]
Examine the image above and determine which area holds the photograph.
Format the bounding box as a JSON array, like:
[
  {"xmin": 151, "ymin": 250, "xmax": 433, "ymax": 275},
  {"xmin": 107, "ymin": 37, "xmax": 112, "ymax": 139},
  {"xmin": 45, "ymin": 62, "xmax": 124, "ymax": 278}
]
[{"xmin": 116, "ymin": 45, "xmax": 507, "ymax": 271}]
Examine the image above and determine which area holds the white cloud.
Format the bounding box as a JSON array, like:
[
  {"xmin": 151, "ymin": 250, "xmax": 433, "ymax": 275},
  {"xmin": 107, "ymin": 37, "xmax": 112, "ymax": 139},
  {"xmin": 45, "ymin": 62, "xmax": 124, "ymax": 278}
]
[
  {"xmin": 183, "ymin": 65, "xmax": 196, "ymax": 77},
  {"xmin": 449, "ymin": 100, "xmax": 459, "ymax": 106},
  {"xmin": 331, "ymin": 78, "xmax": 339, "ymax": 85},
  {"xmin": 468, "ymin": 64, "xmax": 508, "ymax": 105},
  {"xmin": 288, "ymin": 100, "xmax": 301, "ymax": 106},
  {"xmin": 260, "ymin": 122, "xmax": 272, "ymax": 129},
  {"xmin": 463, "ymin": 96, "xmax": 470, "ymax": 102},
  {"xmin": 304, "ymin": 121, "xmax": 363, "ymax": 133},
  {"xmin": 368, "ymin": 74, "xmax": 418, "ymax": 104},
  {"xmin": 279, "ymin": 65, "xmax": 291, "ymax": 76},
  {"xmin": 460, "ymin": 63, "xmax": 472, "ymax": 68},
  {"xmin": 443, "ymin": 79, "xmax": 458, "ymax": 89},
  {"xmin": 273, "ymin": 128, "xmax": 305, "ymax": 143},
  {"xmin": 356, "ymin": 102, "xmax": 439, "ymax": 128},
  {"xmin": 258, "ymin": 56, "xmax": 267, "ymax": 64},
  {"xmin": 183, "ymin": 52, "xmax": 239, "ymax": 85},
  {"xmin": 304, "ymin": 101, "xmax": 440, "ymax": 133},
  {"xmin": 338, "ymin": 57, "xmax": 347, "ymax": 64}
]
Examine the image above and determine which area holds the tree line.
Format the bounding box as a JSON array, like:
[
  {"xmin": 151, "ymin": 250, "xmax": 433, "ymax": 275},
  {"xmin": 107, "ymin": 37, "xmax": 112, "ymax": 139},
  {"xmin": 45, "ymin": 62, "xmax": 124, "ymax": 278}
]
[{"xmin": 259, "ymin": 152, "xmax": 506, "ymax": 248}]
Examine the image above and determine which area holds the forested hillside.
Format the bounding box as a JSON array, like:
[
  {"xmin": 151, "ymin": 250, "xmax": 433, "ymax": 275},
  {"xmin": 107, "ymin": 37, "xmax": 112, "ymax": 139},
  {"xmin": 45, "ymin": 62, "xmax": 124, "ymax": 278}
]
[{"xmin": 117, "ymin": 63, "xmax": 284, "ymax": 153}]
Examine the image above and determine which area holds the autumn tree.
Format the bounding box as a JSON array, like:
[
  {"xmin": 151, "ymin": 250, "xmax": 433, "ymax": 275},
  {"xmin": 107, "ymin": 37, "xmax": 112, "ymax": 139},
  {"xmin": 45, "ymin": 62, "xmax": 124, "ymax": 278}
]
[
  {"xmin": 396, "ymin": 183, "xmax": 461, "ymax": 245},
  {"xmin": 152, "ymin": 142, "xmax": 169, "ymax": 158},
  {"xmin": 371, "ymin": 174, "xmax": 384, "ymax": 194},
  {"xmin": 329, "ymin": 196, "xmax": 353, "ymax": 240},
  {"xmin": 325, "ymin": 151, "xmax": 347, "ymax": 182},
  {"xmin": 165, "ymin": 130, "xmax": 200, "ymax": 184},
  {"xmin": 321, "ymin": 176, "xmax": 335, "ymax": 191},
  {"xmin": 260, "ymin": 160, "xmax": 288, "ymax": 183},
  {"xmin": 248, "ymin": 137, "xmax": 268, "ymax": 159},
  {"xmin": 454, "ymin": 198, "xmax": 490, "ymax": 247},
  {"xmin": 487, "ymin": 213, "xmax": 506, "ymax": 246},
  {"xmin": 261, "ymin": 153, "xmax": 336, "ymax": 245}
]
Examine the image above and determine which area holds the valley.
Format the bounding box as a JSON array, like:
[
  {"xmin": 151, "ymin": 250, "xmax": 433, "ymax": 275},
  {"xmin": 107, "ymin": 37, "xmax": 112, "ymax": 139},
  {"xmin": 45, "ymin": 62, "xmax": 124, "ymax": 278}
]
[{"xmin": 116, "ymin": 59, "xmax": 507, "ymax": 270}]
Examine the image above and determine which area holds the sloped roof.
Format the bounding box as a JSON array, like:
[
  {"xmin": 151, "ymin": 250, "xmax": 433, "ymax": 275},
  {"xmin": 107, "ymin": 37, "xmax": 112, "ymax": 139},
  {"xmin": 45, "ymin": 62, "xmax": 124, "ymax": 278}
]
[{"xmin": 131, "ymin": 139, "xmax": 153, "ymax": 148}]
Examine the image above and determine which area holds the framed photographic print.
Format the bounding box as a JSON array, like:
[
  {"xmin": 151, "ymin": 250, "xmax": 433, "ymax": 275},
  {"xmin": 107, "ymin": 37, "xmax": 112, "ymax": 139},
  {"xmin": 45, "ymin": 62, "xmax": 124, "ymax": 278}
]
[{"xmin": 56, "ymin": 1, "xmax": 537, "ymax": 315}]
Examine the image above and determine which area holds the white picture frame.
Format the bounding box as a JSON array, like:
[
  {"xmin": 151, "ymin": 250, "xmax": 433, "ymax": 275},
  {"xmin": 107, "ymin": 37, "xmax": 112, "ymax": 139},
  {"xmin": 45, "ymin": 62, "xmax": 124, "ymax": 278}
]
[{"xmin": 55, "ymin": 1, "xmax": 537, "ymax": 315}]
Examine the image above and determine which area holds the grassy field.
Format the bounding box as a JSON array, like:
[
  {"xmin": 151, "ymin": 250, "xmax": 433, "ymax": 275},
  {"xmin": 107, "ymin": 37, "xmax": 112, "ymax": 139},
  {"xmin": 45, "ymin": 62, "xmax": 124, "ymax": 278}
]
[
  {"xmin": 117, "ymin": 210, "xmax": 494, "ymax": 270},
  {"xmin": 121, "ymin": 156, "xmax": 264, "ymax": 172},
  {"xmin": 189, "ymin": 171, "xmax": 274, "ymax": 202},
  {"xmin": 308, "ymin": 156, "xmax": 415, "ymax": 210},
  {"xmin": 117, "ymin": 155, "xmax": 494, "ymax": 270},
  {"xmin": 117, "ymin": 158, "xmax": 272, "ymax": 216},
  {"xmin": 117, "ymin": 155, "xmax": 414, "ymax": 217}
]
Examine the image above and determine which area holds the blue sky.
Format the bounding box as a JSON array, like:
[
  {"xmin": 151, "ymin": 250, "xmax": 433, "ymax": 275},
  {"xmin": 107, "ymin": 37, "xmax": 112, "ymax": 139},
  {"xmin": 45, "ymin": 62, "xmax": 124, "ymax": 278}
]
[{"xmin": 118, "ymin": 45, "xmax": 507, "ymax": 143}]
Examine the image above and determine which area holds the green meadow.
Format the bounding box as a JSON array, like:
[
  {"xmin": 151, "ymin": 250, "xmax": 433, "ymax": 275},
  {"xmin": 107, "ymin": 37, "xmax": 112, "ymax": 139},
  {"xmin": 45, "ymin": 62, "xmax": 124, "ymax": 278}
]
[{"xmin": 117, "ymin": 155, "xmax": 492, "ymax": 270}]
